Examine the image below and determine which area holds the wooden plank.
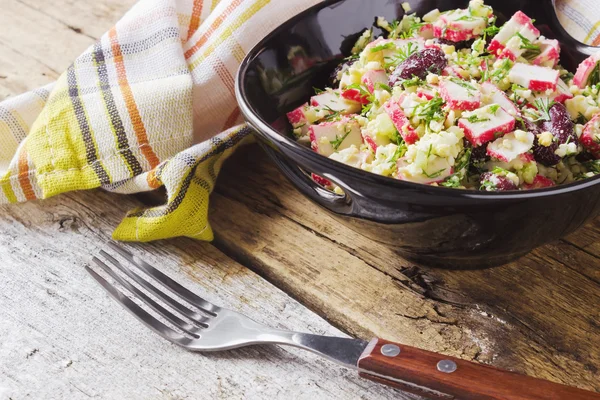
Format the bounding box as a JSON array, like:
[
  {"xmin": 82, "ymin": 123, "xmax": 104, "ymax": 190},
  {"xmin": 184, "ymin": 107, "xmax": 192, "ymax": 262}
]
[
  {"xmin": 0, "ymin": 42, "xmax": 57, "ymax": 100},
  {"xmin": 210, "ymin": 145, "xmax": 600, "ymax": 392},
  {"xmin": 0, "ymin": 189, "xmax": 406, "ymax": 399},
  {"xmin": 16, "ymin": 0, "xmax": 134, "ymax": 39},
  {"xmin": 0, "ymin": 0, "xmax": 136, "ymax": 101}
]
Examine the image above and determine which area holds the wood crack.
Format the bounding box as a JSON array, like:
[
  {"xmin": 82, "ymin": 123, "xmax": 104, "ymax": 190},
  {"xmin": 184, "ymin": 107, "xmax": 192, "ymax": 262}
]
[
  {"xmin": 545, "ymin": 249, "xmax": 600, "ymax": 287},
  {"xmin": 560, "ymin": 239, "xmax": 600, "ymax": 262},
  {"xmin": 14, "ymin": 0, "xmax": 98, "ymax": 40}
]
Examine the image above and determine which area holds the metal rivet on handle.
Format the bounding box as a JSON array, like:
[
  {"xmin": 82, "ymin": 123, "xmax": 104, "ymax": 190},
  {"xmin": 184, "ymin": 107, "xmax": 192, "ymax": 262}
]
[
  {"xmin": 437, "ymin": 360, "xmax": 457, "ymax": 373},
  {"xmin": 380, "ymin": 344, "xmax": 401, "ymax": 357}
]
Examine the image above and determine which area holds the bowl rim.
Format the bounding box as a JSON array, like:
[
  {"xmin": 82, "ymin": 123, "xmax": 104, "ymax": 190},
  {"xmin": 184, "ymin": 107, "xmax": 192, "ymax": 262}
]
[{"xmin": 235, "ymin": 0, "xmax": 600, "ymax": 200}]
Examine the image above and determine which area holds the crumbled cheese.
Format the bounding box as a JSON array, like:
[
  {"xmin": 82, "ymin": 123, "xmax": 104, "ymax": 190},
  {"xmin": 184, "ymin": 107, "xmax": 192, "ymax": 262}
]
[
  {"xmin": 366, "ymin": 112, "xmax": 397, "ymax": 141},
  {"xmin": 537, "ymin": 131, "xmax": 554, "ymax": 147},
  {"xmin": 554, "ymin": 142, "xmax": 579, "ymax": 158},
  {"xmin": 565, "ymin": 95, "xmax": 599, "ymax": 120},
  {"xmin": 363, "ymin": 143, "xmax": 398, "ymax": 176},
  {"xmin": 426, "ymin": 73, "xmax": 440, "ymax": 85},
  {"xmin": 401, "ymin": 2, "xmax": 412, "ymax": 12}
]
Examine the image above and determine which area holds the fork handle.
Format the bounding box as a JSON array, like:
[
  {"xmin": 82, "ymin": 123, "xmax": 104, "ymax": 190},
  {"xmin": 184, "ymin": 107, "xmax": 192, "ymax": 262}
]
[{"xmin": 357, "ymin": 338, "xmax": 600, "ymax": 400}]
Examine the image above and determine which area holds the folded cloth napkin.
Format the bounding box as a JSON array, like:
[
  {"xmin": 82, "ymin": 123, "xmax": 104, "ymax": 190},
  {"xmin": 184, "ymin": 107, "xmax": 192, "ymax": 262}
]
[
  {"xmin": 0, "ymin": 0, "xmax": 597, "ymax": 242},
  {"xmin": 0, "ymin": 0, "xmax": 320, "ymax": 241}
]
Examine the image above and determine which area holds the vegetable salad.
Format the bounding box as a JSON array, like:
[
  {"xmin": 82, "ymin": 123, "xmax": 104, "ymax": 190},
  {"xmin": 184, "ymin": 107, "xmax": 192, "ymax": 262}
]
[{"xmin": 286, "ymin": 0, "xmax": 600, "ymax": 191}]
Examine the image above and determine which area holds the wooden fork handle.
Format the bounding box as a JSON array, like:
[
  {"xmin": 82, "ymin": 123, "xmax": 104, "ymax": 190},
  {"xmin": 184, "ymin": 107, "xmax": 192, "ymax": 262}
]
[{"xmin": 357, "ymin": 338, "xmax": 600, "ymax": 400}]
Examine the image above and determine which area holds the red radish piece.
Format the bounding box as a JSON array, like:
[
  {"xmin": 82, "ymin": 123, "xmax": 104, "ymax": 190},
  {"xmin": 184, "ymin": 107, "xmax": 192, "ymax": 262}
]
[
  {"xmin": 363, "ymin": 135, "xmax": 378, "ymax": 153},
  {"xmin": 416, "ymin": 86, "xmax": 436, "ymax": 100},
  {"xmin": 532, "ymin": 39, "xmax": 560, "ymax": 67},
  {"xmin": 552, "ymin": 79, "xmax": 574, "ymax": 103},
  {"xmin": 486, "ymin": 130, "xmax": 535, "ymax": 162},
  {"xmin": 488, "ymin": 11, "xmax": 540, "ymax": 58},
  {"xmin": 341, "ymin": 88, "xmax": 369, "ymax": 104},
  {"xmin": 573, "ymin": 52, "xmax": 600, "ymax": 88},
  {"xmin": 531, "ymin": 79, "xmax": 573, "ymax": 105},
  {"xmin": 311, "ymin": 173, "xmax": 332, "ymax": 188},
  {"xmin": 459, "ymin": 105, "xmax": 516, "ymax": 146},
  {"xmin": 286, "ymin": 103, "xmax": 311, "ymax": 136},
  {"xmin": 361, "ymin": 69, "xmax": 388, "ymax": 93},
  {"xmin": 442, "ymin": 65, "xmax": 467, "ymax": 79},
  {"xmin": 581, "ymin": 114, "xmax": 600, "ymax": 159},
  {"xmin": 311, "ymin": 90, "xmax": 361, "ymax": 114},
  {"xmin": 439, "ymin": 79, "xmax": 481, "ymax": 111},
  {"xmin": 418, "ymin": 23, "xmax": 434, "ymax": 39},
  {"xmin": 383, "ymin": 99, "xmax": 419, "ymax": 144},
  {"xmin": 433, "ymin": 9, "xmax": 489, "ymax": 42},
  {"xmin": 309, "ymin": 118, "xmax": 363, "ymax": 157},
  {"xmin": 508, "ymin": 63, "xmax": 559, "ymax": 92},
  {"xmin": 481, "ymin": 82, "xmax": 519, "ymax": 116},
  {"xmin": 523, "ymin": 175, "xmax": 555, "ymax": 189}
]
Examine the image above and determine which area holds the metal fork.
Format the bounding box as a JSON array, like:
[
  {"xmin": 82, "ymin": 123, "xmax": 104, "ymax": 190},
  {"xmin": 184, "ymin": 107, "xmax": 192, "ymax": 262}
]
[
  {"xmin": 87, "ymin": 242, "xmax": 366, "ymax": 365},
  {"xmin": 86, "ymin": 243, "xmax": 600, "ymax": 400}
]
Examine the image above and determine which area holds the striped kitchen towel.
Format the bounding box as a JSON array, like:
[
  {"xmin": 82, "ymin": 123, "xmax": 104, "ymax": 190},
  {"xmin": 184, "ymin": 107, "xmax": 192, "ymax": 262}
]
[
  {"xmin": 0, "ymin": 0, "xmax": 321, "ymax": 241},
  {"xmin": 0, "ymin": 0, "xmax": 597, "ymax": 242}
]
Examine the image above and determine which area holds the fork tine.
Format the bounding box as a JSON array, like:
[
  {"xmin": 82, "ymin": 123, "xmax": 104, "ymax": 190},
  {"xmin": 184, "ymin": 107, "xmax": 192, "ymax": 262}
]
[
  {"xmin": 107, "ymin": 242, "xmax": 219, "ymax": 316},
  {"xmin": 92, "ymin": 257, "xmax": 206, "ymax": 334},
  {"xmin": 85, "ymin": 266, "xmax": 196, "ymax": 346},
  {"xmin": 99, "ymin": 250, "xmax": 212, "ymax": 326}
]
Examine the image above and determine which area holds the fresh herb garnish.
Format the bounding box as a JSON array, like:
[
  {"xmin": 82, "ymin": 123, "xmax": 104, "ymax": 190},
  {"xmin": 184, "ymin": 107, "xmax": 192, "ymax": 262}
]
[
  {"xmin": 588, "ymin": 62, "xmax": 600, "ymax": 86},
  {"xmin": 384, "ymin": 42, "xmax": 418, "ymax": 68},
  {"xmin": 390, "ymin": 135, "xmax": 408, "ymax": 162},
  {"xmin": 416, "ymin": 96, "xmax": 446, "ymax": 129},
  {"xmin": 441, "ymin": 147, "xmax": 472, "ymax": 187},
  {"xmin": 375, "ymin": 82, "xmax": 393, "ymax": 92},
  {"xmin": 329, "ymin": 126, "xmax": 352, "ymax": 150},
  {"xmin": 489, "ymin": 104, "xmax": 500, "ymax": 114},
  {"xmin": 575, "ymin": 112, "xmax": 589, "ymax": 125},
  {"xmin": 561, "ymin": 70, "xmax": 575, "ymax": 81},
  {"xmin": 492, "ymin": 166, "xmax": 511, "ymax": 175},
  {"xmin": 401, "ymin": 76, "xmax": 425, "ymax": 88},
  {"xmin": 322, "ymin": 105, "xmax": 343, "ymax": 121},
  {"xmin": 370, "ymin": 42, "xmax": 395, "ymax": 53},
  {"xmin": 450, "ymin": 77, "xmax": 477, "ymax": 91},
  {"xmin": 483, "ymin": 24, "xmax": 500, "ymax": 41},
  {"xmin": 313, "ymin": 87, "xmax": 324, "ymax": 94},
  {"xmin": 422, "ymin": 168, "xmax": 447, "ymax": 179},
  {"xmin": 455, "ymin": 15, "xmax": 478, "ymax": 22},
  {"xmin": 467, "ymin": 114, "xmax": 490, "ymax": 123},
  {"xmin": 533, "ymin": 98, "xmax": 555, "ymax": 121},
  {"xmin": 516, "ymin": 33, "xmax": 540, "ymax": 51}
]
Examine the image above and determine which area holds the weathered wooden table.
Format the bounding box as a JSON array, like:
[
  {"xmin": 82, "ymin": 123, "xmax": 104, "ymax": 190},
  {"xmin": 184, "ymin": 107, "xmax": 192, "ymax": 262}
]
[{"xmin": 1, "ymin": 1, "xmax": 599, "ymax": 399}]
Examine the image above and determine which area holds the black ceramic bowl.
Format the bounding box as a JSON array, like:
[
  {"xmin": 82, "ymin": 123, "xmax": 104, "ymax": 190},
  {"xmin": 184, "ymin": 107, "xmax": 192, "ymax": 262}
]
[{"xmin": 236, "ymin": 0, "xmax": 600, "ymax": 268}]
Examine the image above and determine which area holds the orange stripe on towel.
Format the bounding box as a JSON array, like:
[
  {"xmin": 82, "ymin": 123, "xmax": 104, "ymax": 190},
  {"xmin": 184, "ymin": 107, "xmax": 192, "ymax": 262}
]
[
  {"xmin": 109, "ymin": 27, "xmax": 160, "ymax": 169},
  {"xmin": 184, "ymin": 0, "xmax": 242, "ymax": 60},
  {"xmin": 17, "ymin": 148, "xmax": 36, "ymax": 201},
  {"xmin": 186, "ymin": 0, "xmax": 204, "ymax": 40}
]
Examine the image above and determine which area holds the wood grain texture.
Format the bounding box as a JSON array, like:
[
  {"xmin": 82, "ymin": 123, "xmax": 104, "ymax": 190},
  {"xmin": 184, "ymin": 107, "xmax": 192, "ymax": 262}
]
[
  {"xmin": 0, "ymin": 1, "xmax": 406, "ymax": 399},
  {"xmin": 210, "ymin": 146, "xmax": 600, "ymax": 392},
  {"xmin": 0, "ymin": 189, "xmax": 406, "ymax": 400},
  {"xmin": 0, "ymin": 0, "xmax": 133, "ymax": 101},
  {"xmin": 0, "ymin": 0, "xmax": 599, "ymax": 398},
  {"xmin": 358, "ymin": 338, "xmax": 600, "ymax": 400}
]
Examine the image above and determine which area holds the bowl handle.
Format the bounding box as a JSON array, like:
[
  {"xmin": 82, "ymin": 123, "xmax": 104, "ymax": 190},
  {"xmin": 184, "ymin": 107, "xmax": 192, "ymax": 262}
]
[
  {"xmin": 260, "ymin": 143, "xmax": 433, "ymax": 224},
  {"xmin": 261, "ymin": 144, "xmax": 354, "ymax": 215}
]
